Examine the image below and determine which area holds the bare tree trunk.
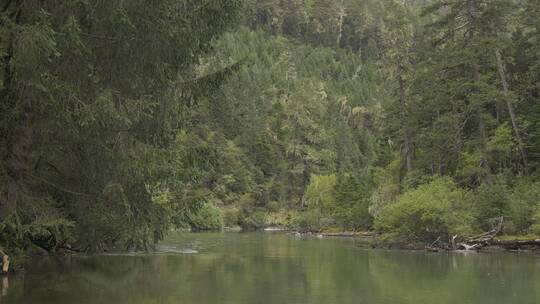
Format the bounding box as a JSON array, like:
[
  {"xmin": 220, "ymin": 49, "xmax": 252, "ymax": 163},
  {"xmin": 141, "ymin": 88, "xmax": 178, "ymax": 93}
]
[
  {"xmin": 336, "ymin": 3, "xmax": 346, "ymax": 48},
  {"xmin": 495, "ymin": 49, "xmax": 528, "ymax": 171},
  {"xmin": 471, "ymin": 61, "xmax": 492, "ymax": 180},
  {"xmin": 398, "ymin": 65, "xmax": 413, "ymax": 173},
  {"xmin": 466, "ymin": 1, "xmax": 489, "ymax": 173},
  {"xmin": 0, "ymin": 249, "xmax": 8, "ymax": 274},
  {"xmin": 472, "ymin": 63, "xmax": 487, "ymax": 141}
]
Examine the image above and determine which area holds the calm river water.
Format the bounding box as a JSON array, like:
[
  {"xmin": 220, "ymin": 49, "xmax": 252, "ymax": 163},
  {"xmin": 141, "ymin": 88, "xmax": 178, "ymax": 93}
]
[{"xmin": 2, "ymin": 232, "xmax": 539, "ymax": 304}]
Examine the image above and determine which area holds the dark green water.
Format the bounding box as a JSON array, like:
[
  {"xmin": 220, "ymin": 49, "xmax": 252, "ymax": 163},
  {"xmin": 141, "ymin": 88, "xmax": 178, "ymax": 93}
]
[{"xmin": 2, "ymin": 232, "xmax": 539, "ymax": 304}]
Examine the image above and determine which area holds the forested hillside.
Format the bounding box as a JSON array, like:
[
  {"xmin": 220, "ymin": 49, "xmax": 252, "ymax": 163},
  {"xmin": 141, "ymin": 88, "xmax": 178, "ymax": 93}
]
[
  {"xmin": 195, "ymin": 0, "xmax": 540, "ymax": 237},
  {"xmin": 2, "ymin": 0, "xmax": 540, "ymax": 269}
]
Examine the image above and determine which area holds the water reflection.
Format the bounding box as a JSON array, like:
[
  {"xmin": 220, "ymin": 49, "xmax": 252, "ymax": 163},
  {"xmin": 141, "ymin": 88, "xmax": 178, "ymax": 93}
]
[
  {"xmin": 4, "ymin": 233, "xmax": 540, "ymax": 304},
  {"xmin": 1, "ymin": 276, "xmax": 8, "ymax": 299}
]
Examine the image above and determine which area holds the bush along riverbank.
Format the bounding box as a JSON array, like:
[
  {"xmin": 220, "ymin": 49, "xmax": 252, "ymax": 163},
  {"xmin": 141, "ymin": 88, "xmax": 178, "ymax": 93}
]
[
  {"xmin": 218, "ymin": 202, "xmax": 540, "ymax": 253},
  {"xmin": 215, "ymin": 176, "xmax": 540, "ymax": 252}
]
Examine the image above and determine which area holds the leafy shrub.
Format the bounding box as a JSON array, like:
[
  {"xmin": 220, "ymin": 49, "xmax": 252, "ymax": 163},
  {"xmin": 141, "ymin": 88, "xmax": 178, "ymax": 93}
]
[
  {"xmin": 374, "ymin": 177, "xmax": 473, "ymax": 242},
  {"xmin": 294, "ymin": 175, "xmax": 336, "ymax": 231},
  {"xmin": 187, "ymin": 203, "xmax": 223, "ymax": 231},
  {"xmin": 237, "ymin": 194, "xmax": 266, "ymax": 230},
  {"xmin": 333, "ymin": 174, "xmax": 373, "ymax": 230},
  {"xmin": 266, "ymin": 201, "xmax": 280, "ymax": 212},
  {"xmin": 471, "ymin": 178, "xmax": 510, "ymax": 231},
  {"xmin": 507, "ymin": 181, "xmax": 540, "ymax": 234},
  {"xmin": 291, "ymin": 209, "xmax": 326, "ymax": 232},
  {"xmin": 222, "ymin": 208, "xmax": 240, "ymax": 228},
  {"xmin": 300, "ymin": 174, "xmax": 373, "ymax": 231},
  {"xmin": 238, "ymin": 211, "xmax": 266, "ymax": 230},
  {"xmin": 304, "ymin": 174, "xmax": 337, "ymax": 211},
  {"xmin": 533, "ymin": 205, "xmax": 540, "ymax": 235},
  {"xmin": 369, "ymin": 159, "xmax": 401, "ymax": 217}
]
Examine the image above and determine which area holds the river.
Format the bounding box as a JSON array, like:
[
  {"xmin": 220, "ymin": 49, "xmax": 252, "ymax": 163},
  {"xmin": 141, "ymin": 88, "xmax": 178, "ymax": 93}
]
[{"xmin": 2, "ymin": 232, "xmax": 539, "ymax": 304}]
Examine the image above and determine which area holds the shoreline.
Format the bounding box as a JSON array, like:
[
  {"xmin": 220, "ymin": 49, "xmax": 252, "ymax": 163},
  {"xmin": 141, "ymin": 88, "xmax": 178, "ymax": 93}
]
[{"xmin": 257, "ymin": 229, "xmax": 540, "ymax": 252}]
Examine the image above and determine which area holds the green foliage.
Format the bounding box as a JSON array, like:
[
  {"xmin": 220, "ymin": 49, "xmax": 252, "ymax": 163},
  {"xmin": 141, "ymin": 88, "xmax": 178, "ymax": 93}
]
[
  {"xmin": 222, "ymin": 208, "xmax": 240, "ymax": 228},
  {"xmin": 533, "ymin": 205, "xmax": 540, "ymax": 235},
  {"xmin": 187, "ymin": 203, "xmax": 223, "ymax": 231},
  {"xmin": 333, "ymin": 174, "xmax": 373, "ymax": 229},
  {"xmin": 292, "ymin": 208, "xmax": 324, "ymax": 232},
  {"xmin": 299, "ymin": 174, "xmax": 336, "ymax": 231},
  {"xmin": 369, "ymin": 158, "xmax": 402, "ymax": 217},
  {"xmin": 238, "ymin": 211, "xmax": 267, "ymax": 231},
  {"xmin": 237, "ymin": 195, "xmax": 266, "ymax": 230},
  {"xmin": 304, "ymin": 175, "xmax": 337, "ymax": 210},
  {"xmin": 374, "ymin": 178, "xmax": 474, "ymax": 242},
  {"xmin": 0, "ymin": 0, "xmax": 243, "ymax": 263},
  {"xmin": 3, "ymin": 0, "xmax": 540, "ymax": 265},
  {"xmin": 199, "ymin": 27, "xmax": 379, "ymax": 205},
  {"xmin": 507, "ymin": 181, "xmax": 540, "ymax": 234},
  {"xmin": 472, "ymin": 178, "xmax": 510, "ymax": 231},
  {"xmin": 300, "ymin": 174, "xmax": 372, "ymax": 231}
]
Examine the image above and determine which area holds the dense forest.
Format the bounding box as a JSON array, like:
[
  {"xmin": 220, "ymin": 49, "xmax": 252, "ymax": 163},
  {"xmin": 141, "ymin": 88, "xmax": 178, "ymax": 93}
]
[{"xmin": 1, "ymin": 0, "xmax": 540, "ymax": 269}]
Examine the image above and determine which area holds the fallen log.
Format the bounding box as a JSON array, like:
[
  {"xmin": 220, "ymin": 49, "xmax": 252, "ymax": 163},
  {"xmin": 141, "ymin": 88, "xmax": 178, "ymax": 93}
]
[
  {"xmin": 457, "ymin": 243, "xmax": 481, "ymax": 251},
  {"xmin": 425, "ymin": 217, "xmax": 540, "ymax": 252},
  {"xmin": 425, "ymin": 236, "xmax": 443, "ymax": 252},
  {"xmin": 321, "ymin": 232, "xmax": 371, "ymax": 237},
  {"xmin": 457, "ymin": 238, "xmax": 540, "ymax": 251},
  {"xmin": 467, "ymin": 216, "xmax": 504, "ymax": 243}
]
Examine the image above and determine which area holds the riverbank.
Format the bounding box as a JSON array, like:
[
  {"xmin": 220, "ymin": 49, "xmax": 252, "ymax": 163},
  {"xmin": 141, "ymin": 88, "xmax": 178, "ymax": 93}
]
[
  {"xmin": 241, "ymin": 212, "xmax": 540, "ymax": 252},
  {"xmin": 276, "ymin": 230, "xmax": 540, "ymax": 252}
]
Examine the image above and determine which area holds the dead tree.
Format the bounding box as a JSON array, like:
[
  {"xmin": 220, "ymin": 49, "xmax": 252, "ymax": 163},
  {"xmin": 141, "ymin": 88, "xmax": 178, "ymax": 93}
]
[{"xmin": 0, "ymin": 248, "xmax": 8, "ymax": 274}]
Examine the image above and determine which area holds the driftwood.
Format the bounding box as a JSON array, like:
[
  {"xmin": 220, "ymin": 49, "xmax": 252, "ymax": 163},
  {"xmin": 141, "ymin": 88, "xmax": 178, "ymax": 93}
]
[
  {"xmin": 457, "ymin": 243, "xmax": 481, "ymax": 251},
  {"xmin": 469, "ymin": 216, "xmax": 504, "ymax": 242},
  {"xmin": 426, "ymin": 236, "xmax": 442, "ymax": 252},
  {"xmin": 457, "ymin": 216, "xmax": 504, "ymax": 250},
  {"xmin": 289, "ymin": 231, "xmax": 373, "ymax": 238},
  {"xmin": 0, "ymin": 248, "xmax": 8, "ymax": 274},
  {"xmin": 426, "ymin": 216, "xmax": 540, "ymax": 252},
  {"xmin": 321, "ymin": 232, "xmax": 373, "ymax": 237}
]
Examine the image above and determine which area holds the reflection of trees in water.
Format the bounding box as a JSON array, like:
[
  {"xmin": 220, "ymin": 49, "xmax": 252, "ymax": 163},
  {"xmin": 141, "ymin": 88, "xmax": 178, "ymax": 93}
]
[
  {"xmin": 366, "ymin": 251, "xmax": 539, "ymax": 304},
  {"xmin": 4, "ymin": 234, "xmax": 540, "ymax": 304}
]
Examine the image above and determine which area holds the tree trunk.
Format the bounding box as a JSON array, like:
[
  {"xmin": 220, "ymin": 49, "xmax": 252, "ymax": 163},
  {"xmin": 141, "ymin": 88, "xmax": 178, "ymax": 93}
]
[
  {"xmin": 398, "ymin": 65, "xmax": 413, "ymax": 173},
  {"xmin": 466, "ymin": 1, "xmax": 489, "ymax": 172},
  {"xmin": 335, "ymin": 3, "xmax": 346, "ymax": 48},
  {"xmin": 471, "ymin": 61, "xmax": 492, "ymax": 180},
  {"xmin": 495, "ymin": 49, "xmax": 528, "ymax": 171},
  {"xmin": 0, "ymin": 249, "xmax": 8, "ymax": 274},
  {"xmin": 472, "ymin": 63, "xmax": 487, "ymax": 141}
]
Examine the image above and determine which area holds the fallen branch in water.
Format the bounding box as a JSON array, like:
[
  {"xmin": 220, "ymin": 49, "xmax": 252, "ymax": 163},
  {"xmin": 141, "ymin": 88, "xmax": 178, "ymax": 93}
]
[
  {"xmin": 456, "ymin": 243, "xmax": 481, "ymax": 251},
  {"xmin": 425, "ymin": 217, "xmax": 540, "ymax": 252},
  {"xmin": 460, "ymin": 216, "xmax": 504, "ymax": 250}
]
